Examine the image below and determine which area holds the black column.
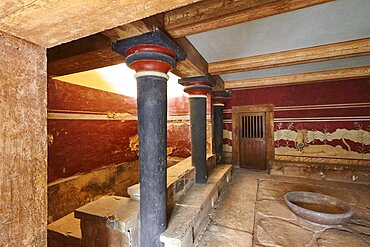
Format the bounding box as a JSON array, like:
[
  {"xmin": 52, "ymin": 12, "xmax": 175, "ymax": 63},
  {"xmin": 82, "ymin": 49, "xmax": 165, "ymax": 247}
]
[
  {"xmin": 213, "ymin": 105, "xmax": 224, "ymax": 164},
  {"xmin": 137, "ymin": 75, "xmax": 167, "ymax": 246},
  {"xmin": 212, "ymin": 90, "xmax": 230, "ymax": 165},
  {"xmin": 112, "ymin": 30, "xmax": 185, "ymax": 247},
  {"xmin": 189, "ymin": 97, "xmax": 207, "ymax": 183},
  {"xmin": 179, "ymin": 76, "xmax": 215, "ymax": 184}
]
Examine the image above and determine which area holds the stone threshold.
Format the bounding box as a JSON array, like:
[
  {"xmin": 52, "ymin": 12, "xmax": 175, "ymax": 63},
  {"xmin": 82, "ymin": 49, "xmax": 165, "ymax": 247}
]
[{"xmin": 160, "ymin": 164, "xmax": 232, "ymax": 247}]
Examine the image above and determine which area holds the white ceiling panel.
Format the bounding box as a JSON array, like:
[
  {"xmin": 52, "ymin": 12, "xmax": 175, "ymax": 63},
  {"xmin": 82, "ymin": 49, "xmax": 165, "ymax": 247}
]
[{"xmin": 187, "ymin": 0, "xmax": 370, "ymax": 63}]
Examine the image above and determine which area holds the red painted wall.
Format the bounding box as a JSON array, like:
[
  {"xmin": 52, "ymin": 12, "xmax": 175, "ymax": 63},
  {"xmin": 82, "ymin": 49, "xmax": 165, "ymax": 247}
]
[
  {"xmin": 48, "ymin": 78, "xmax": 137, "ymax": 114},
  {"xmin": 47, "ymin": 79, "xmax": 139, "ymax": 182},
  {"xmin": 47, "ymin": 78, "xmax": 192, "ymax": 182},
  {"xmin": 223, "ymin": 78, "xmax": 370, "ymax": 160},
  {"xmin": 227, "ymin": 79, "xmax": 370, "ymax": 108}
]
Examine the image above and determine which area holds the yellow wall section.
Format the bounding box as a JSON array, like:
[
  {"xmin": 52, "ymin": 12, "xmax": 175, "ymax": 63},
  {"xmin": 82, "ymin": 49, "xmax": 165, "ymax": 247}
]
[{"xmin": 54, "ymin": 64, "xmax": 185, "ymax": 99}]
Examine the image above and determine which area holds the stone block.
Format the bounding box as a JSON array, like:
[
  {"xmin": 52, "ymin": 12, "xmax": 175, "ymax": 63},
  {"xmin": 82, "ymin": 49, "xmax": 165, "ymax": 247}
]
[
  {"xmin": 48, "ymin": 160, "xmax": 139, "ymax": 223},
  {"xmin": 161, "ymin": 165, "xmax": 232, "ymax": 246},
  {"xmin": 208, "ymin": 164, "xmax": 232, "ymax": 195},
  {"xmin": 270, "ymin": 159, "xmax": 370, "ymax": 185},
  {"xmin": 160, "ymin": 205, "xmax": 199, "ymax": 247},
  {"xmin": 47, "ymin": 213, "xmax": 82, "ymax": 247},
  {"xmin": 206, "ymin": 154, "xmax": 216, "ymax": 173},
  {"xmin": 75, "ymin": 196, "xmax": 139, "ymax": 247},
  {"xmin": 127, "ymin": 183, "xmax": 140, "ymax": 201},
  {"xmin": 127, "ymin": 157, "xmax": 196, "ymax": 209}
]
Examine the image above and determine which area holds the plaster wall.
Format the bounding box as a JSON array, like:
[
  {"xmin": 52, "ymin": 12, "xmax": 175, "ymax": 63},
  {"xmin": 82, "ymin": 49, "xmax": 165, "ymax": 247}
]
[
  {"xmin": 47, "ymin": 78, "xmax": 138, "ymax": 182},
  {"xmin": 46, "ymin": 76, "xmax": 217, "ymax": 223},
  {"xmin": 47, "ymin": 78, "xmax": 196, "ymax": 183},
  {"xmin": 46, "ymin": 78, "xmax": 200, "ymax": 223},
  {"xmin": 0, "ymin": 31, "xmax": 47, "ymax": 246},
  {"xmin": 223, "ymin": 79, "xmax": 370, "ymax": 167}
]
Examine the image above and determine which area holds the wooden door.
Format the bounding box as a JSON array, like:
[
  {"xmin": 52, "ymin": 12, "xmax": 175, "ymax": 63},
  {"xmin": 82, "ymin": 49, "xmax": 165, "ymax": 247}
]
[{"xmin": 239, "ymin": 113, "xmax": 266, "ymax": 169}]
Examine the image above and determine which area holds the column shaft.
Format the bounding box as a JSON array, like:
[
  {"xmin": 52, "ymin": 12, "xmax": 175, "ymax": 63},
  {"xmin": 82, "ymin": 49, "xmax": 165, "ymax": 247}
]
[
  {"xmin": 190, "ymin": 97, "xmax": 207, "ymax": 184},
  {"xmin": 213, "ymin": 105, "xmax": 224, "ymax": 164},
  {"xmin": 112, "ymin": 30, "xmax": 184, "ymax": 247},
  {"xmin": 137, "ymin": 75, "xmax": 167, "ymax": 247}
]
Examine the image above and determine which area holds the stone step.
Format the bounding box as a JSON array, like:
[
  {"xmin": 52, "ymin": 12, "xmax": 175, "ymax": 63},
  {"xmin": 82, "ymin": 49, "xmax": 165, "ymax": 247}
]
[
  {"xmin": 160, "ymin": 164, "xmax": 232, "ymax": 247},
  {"xmin": 47, "ymin": 212, "xmax": 82, "ymax": 247}
]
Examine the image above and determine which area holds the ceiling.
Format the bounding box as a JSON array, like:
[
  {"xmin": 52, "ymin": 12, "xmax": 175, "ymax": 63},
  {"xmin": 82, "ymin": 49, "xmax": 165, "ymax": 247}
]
[
  {"xmin": 3, "ymin": 0, "xmax": 368, "ymax": 91},
  {"xmin": 187, "ymin": 0, "xmax": 370, "ymax": 81},
  {"xmin": 0, "ymin": 0, "xmax": 201, "ymax": 47}
]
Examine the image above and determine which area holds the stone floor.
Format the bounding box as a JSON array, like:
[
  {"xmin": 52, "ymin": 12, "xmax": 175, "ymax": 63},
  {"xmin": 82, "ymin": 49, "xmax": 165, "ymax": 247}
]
[{"xmin": 196, "ymin": 168, "xmax": 370, "ymax": 247}]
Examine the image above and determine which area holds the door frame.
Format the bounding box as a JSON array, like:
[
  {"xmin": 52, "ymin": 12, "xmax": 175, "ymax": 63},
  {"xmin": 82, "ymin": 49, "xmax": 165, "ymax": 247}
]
[{"xmin": 232, "ymin": 104, "xmax": 274, "ymax": 171}]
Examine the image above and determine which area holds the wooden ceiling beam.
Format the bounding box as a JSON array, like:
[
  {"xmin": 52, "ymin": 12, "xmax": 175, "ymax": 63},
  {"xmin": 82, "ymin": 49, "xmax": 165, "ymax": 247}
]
[
  {"xmin": 225, "ymin": 66, "xmax": 370, "ymax": 89},
  {"xmin": 104, "ymin": 16, "xmax": 224, "ymax": 90},
  {"xmin": 47, "ymin": 34, "xmax": 124, "ymax": 76},
  {"xmin": 164, "ymin": 0, "xmax": 334, "ymax": 38},
  {"xmin": 209, "ymin": 38, "xmax": 370, "ymax": 75},
  {"xmin": 47, "ymin": 15, "xmax": 224, "ymax": 89}
]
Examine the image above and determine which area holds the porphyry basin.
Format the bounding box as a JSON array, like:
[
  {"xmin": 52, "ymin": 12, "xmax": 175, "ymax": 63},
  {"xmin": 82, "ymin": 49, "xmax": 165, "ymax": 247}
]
[{"xmin": 284, "ymin": 191, "xmax": 353, "ymax": 225}]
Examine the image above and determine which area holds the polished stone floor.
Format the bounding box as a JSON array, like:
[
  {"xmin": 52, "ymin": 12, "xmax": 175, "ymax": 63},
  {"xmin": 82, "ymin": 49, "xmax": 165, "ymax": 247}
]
[{"xmin": 196, "ymin": 168, "xmax": 370, "ymax": 247}]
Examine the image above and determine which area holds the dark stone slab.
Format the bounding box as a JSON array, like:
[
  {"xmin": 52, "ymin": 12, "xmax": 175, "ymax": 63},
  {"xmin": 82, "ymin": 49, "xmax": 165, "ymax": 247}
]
[
  {"xmin": 112, "ymin": 30, "xmax": 186, "ymax": 61},
  {"xmin": 179, "ymin": 76, "xmax": 216, "ymax": 87}
]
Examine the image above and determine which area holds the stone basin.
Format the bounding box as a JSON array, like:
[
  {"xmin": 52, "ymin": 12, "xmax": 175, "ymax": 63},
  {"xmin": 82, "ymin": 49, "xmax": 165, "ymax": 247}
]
[{"xmin": 284, "ymin": 191, "xmax": 353, "ymax": 225}]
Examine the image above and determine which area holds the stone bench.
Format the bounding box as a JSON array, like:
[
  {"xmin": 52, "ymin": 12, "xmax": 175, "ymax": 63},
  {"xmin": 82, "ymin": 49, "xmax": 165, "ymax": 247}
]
[
  {"xmin": 47, "ymin": 155, "xmax": 217, "ymax": 247},
  {"xmin": 74, "ymin": 196, "xmax": 140, "ymax": 247},
  {"xmin": 128, "ymin": 155, "xmax": 216, "ymax": 215},
  {"xmin": 160, "ymin": 164, "xmax": 232, "ymax": 246},
  {"xmin": 270, "ymin": 159, "xmax": 370, "ymax": 184},
  {"xmin": 47, "ymin": 212, "xmax": 82, "ymax": 247}
]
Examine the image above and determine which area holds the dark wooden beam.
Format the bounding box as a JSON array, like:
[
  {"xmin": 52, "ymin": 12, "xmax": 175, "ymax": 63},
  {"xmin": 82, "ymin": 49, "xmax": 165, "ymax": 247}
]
[
  {"xmin": 164, "ymin": 0, "xmax": 334, "ymax": 38},
  {"xmin": 47, "ymin": 16, "xmax": 224, "ymax": 90},
  {"xmin": 209, "ymin": 38, "xmax": 370, "ymax": 75},
  {"xmin": 47, "ymin": 34, "xmax": 123, "ymax": 76},
  {"xmin": 225, "ymin": 66, "xmax": 370, "ymax": 89}
]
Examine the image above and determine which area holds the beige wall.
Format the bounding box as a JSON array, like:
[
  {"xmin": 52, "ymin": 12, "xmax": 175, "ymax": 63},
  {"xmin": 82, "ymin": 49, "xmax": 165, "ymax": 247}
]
[{"xmin": 0, "ymin": 31, "xmax": 47, "ymax": 246}]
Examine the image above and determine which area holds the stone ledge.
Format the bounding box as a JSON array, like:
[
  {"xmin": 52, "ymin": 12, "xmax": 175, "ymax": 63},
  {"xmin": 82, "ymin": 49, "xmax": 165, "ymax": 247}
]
[
  {"xmin": 48, "ymin": 155, "xmax": 217, "ymax": 247},
  {"xmin": 128, "ymin": 154, "xmax": 216, "ymax": 211},
  {"xmin": 275, "ymin": 155, "xmax": 370, "ymax": 167},
  {"xmin": 47, "ymin": 212, "xmax": 81, "ymax": 247},
  {"xmin": 160, "ymin": 164, "xmax": 232, "ymax": 247},
  {"xmin": 270, "ymin": 159, "xmax": 370, "ymax": 184},
  {"xmin": 74, "ymin": 196, "xmax": 139, "ymax": 229},
  {"xmin": 74, "ymin": 196, "xmax": 140, "ymax": 246},
  {"xmin": 47, "ymin": 160, "xmax": 139, "ymax": 224}
]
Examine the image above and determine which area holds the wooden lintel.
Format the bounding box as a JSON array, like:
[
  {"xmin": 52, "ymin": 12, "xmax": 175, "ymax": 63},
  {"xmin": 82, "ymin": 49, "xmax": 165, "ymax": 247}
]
[
  {"xmin": 209, "ymin": 38, "xmax": 370, "ymax": 75},
  {"xmin": 47, "ymin": 33, "xmax": 124, "ymax": 76},
  {"xmin": 165, "ymin": 0, "xmax": 333, "ymax": 38},
  {"xmin": 225, "ymin": 66, "xmax": 370, "ymax": 89}
]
